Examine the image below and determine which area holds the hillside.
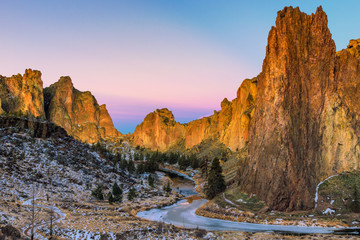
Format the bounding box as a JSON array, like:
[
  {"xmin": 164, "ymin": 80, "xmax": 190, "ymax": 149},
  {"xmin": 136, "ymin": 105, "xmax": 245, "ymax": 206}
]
[{"xmin": 0, "ymin": 116, "xmax": 184, "ymax": 239}]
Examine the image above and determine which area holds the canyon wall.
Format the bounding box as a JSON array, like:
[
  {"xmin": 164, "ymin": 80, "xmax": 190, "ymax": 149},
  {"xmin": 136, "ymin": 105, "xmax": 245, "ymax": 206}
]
[
  {"xmin": 132, "ymin": 77, "xmax": 257, "ymax": 152},
  {"xmin": 238, "ymin": 6, "xmax": 360, "ymax": 211}
]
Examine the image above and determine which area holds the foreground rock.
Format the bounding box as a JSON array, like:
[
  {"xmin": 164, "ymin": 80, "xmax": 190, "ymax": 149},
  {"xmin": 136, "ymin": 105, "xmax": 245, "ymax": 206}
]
[{"xmin": 239, "ymin": 6, "xmax": 360, "ymax": 211}]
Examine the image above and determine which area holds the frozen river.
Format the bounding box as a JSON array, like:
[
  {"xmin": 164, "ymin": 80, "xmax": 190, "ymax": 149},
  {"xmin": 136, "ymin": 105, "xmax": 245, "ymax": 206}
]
[{"xmin": 137, "ymin": 170, "xmax": 338, "ymax": 234}]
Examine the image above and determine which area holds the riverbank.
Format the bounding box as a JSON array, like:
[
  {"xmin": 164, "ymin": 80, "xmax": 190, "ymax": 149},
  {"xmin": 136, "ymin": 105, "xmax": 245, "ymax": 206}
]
[
  {"xmin": 194, "ymin": 187, "xmax": 359, "ymax": 229},
  {"xmin": 159, "ymin": 165, "xmax": 355, "ymax": 229}
]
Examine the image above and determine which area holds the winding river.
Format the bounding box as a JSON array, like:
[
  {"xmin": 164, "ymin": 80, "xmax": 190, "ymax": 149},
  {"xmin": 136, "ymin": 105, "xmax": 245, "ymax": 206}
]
[{"xmin": 137, "ymin": 169, "xmax": 340, "ymax": 234}]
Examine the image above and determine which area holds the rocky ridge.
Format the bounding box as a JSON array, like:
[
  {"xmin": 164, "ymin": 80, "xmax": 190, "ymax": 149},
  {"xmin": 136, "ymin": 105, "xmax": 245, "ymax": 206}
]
[
  {"xmin": 0, "ymin": 70, "xmax": 120, "ymax": 143},
  {"xmin": 132, "ymin": 77, "xmax": 257, "ymax": 152},
  {"xmin": 44, "ymin": 76, "xmax": 120, "ymax": 143}
]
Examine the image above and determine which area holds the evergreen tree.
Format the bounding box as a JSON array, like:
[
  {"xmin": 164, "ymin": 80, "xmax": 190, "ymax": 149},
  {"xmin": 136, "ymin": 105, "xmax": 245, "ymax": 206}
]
[
  {"xmin": 137, "ymin": 163, "xmax": 145, "ymax": 174},
  {"xmin": 107, "ymin": 192, "xmax": 115, "ymax": 204},
  {"xmin": 148, "ymin": 174, "xmax": 155, "ymax": 188},
  {"xmin": 190, "ymin": 154, "xmax": 200, "ymax": 169},
  {"xmin": 178, "ymin": 155, "xmax": 190, "ymax": 170},
  {"xmin": 128, "ymin": 186, "xmax": 137, "ymax": 200},
  {"xmin": 128, "ymin": 160, "xmax": 135, "ymax": 173},
  {"xmin": 204, "ymin": 158, "xmax": 226, "ymax": 199},
  {"xmin": 91, "ymin": 185, "xmax": 104, "ymax": 200},
  {"xmin": 119, "ymin": 158, "xmax": 128, "ymax": 170},
  {"xmin": 112, "ymin": 182, "xmax": 123, "ymax": 202},
  {"xmin": 168, "ymin": 152, "xmax": 179, "ymax": 164},
  {"xmin": 200, "ymin": 158, "xmax": 209, "ymax": 178},
  {"xmin": 163, "ymin": 181, "xmax": 172, "ymax": 194}
]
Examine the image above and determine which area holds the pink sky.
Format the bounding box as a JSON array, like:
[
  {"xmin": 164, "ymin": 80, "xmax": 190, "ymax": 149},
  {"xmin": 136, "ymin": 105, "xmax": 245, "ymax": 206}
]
[{"xmin": 1, "ymin": 1, "xmax": 358, "ymax": 133}]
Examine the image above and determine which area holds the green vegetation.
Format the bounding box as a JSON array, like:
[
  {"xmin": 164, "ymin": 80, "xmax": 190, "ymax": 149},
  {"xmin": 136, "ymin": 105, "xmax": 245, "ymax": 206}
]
[
  {"xmin": 349, "ymin": 183, "xmax": 360, "ymax": 213},
  {"xmin": 91, "ymin": 185, "xmax": 104, "ymax": 200},
  {"xmin": 318, "ymin": 170, "xmax": 360, "ymax": 213},
  {"xmin": 112, "ymin": 182, "xmax": 123, "ymax": 203},
  {"xmin": 127, "ymin": 186, "xmax": 137, "ymax": 201},
  {"xmin": 223, "ymin": 188, "xmax": 265, "ymax": 212},
  {"xmin": 148, "ymin": 175, "xmax": 155, "ymax": 188},
  {"xmin": 163, "ymin": 181, "xmax": 172, "ymax": 195},
  {"xmin": 204, "ymin": 158, "xmax": 226, "ymax": 199}
]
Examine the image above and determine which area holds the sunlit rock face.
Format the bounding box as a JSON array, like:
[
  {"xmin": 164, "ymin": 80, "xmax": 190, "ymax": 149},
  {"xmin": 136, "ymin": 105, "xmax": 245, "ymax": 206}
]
[
  {"xmin": 44, "ymin": 76, "xmax": 120, "ymax": 143},
  {"xmin": 132, "ymin": 77, "xmax": 257, "ymax": 152},
  {"xmin": 0, "ymin": 69, "xmax": 45, "ymax": 118},
  {"xmin": 239, "ymin": 7, "xmax": 360, "ymax": 211},
  {"xmin": 132, "ymin": 108, "xmax": 186, "ymax": 151}
]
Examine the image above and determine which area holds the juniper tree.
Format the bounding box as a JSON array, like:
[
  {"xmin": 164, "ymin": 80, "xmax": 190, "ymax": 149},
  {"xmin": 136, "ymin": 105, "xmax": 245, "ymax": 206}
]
[
  {"xmin": 148, "ymin": 175, "xmax": 155, "ymax": 188},
  {"xmin": 204, "ymin": 158, "xmax": 226, "ymax": 199},
  {"xmin": 163, "ymin": 181, "xmax": 172, "ymax": 195},
  {"xmin": 112, "ymin": 182, "xmax": 123, "ymax": 202},
  {"xmin": 91, "ymin": 185, "xmax": 104, "ymax": 200},
  {"xmin": 128, "ymin": 187, "xmax": 136, "ymax": 201}
]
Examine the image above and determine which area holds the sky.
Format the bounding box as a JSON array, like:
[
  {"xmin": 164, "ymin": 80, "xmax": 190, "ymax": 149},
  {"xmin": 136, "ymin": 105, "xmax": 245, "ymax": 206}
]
[{"xmin": 1, "ymin": 1, "xmax": 360, "ymax": 133}]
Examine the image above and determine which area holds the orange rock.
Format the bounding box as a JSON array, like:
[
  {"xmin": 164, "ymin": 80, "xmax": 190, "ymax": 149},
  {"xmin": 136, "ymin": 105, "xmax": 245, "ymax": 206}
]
[
  {"xmin": 132, "ymin": 77, "xmax": 257, "ymax": 151},
  {"xmin": 44, "ymin": 76, "xmax": 120, "ymax": 143},
  {"xmin": 0, "ymin": 69, "xmax": 45, "ymax": 118}
]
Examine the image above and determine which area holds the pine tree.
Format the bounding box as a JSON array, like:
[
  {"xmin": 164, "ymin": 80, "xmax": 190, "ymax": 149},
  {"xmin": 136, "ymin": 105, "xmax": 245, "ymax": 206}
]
[
  {"xmin": 107, "ymin": 192, "xmax": 115, "ymax": 204},
  {"xmin": 112, "ymin": 182, "xmax": 123, "ymax": 202},
  {"xmin": 148, "ymin": 175, "xmax": 155, "ymax": 188},
  {"xmin": 128, "ymin": 160, "xmax": 135, "ymax": 173},
  {"xmin": 163, "ymin": 181, "xmax": 172, "ymax": 195},
  {"xmin": 200, "ymin": 158, "xmax": 209, "ymax": 178},
  {"xmin": 204, "ymin": 158, "xmax": 226, "ymax": 199},
  {"xmin": 128, "ymin": 186, "xmax": 137, "ymax": 201},
  {"xmin": 91, "ymin": 185, "xmax": 104, "ymax": 200}
]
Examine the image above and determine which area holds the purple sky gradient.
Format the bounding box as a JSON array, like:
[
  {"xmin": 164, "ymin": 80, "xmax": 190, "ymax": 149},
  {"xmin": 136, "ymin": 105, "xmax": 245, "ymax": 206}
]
[{"xmin": 1, "ymin": 1, "xmax": 359, "ymax": 133}]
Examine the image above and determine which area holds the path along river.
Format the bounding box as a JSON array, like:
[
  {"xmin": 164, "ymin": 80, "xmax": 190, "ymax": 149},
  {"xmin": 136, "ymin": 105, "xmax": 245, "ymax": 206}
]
[{"xmin": 137, "ymin": 169, "xmax": 340, "ymax": 234}]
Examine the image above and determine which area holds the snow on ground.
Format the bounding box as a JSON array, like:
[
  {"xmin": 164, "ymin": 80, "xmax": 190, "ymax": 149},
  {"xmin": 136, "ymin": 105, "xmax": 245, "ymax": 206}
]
[{"xmin": 0, "ymin": 127, "xmax": 184, "ymax": 239}]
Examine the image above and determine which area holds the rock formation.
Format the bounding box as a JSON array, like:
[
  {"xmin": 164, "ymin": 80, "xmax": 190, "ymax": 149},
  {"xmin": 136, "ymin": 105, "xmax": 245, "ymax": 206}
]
[
  {"xmin": 132, "ymin": 108, "xmax": 185, "ymax": 151},
  {"xmin": 0, "ymin": 69, "xmax": 45, "ymax": 118},
  {"xmin": 44, "ymin": 76, "xmax": 120, "ymax": 143},
  {"xmin": 238, "ymin": 6, "xmax": 360, "ymax": 211},
  {"xmin": 0, "ymin": 70, "xmax": 120, "ymax": 143},
  {"xmin": 132, "ymin": 77, "xmax": 257, "ymax": 151}
]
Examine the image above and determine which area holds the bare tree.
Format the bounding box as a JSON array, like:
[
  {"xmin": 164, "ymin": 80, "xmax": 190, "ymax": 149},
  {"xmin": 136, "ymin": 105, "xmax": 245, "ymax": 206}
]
[
  {"xmin": 47, "ymin": 167, "xmax": 54, "ymax": 239},
  {"xmin": 29, "ymin": 183, "xmax": 40, "ymax": 240}
]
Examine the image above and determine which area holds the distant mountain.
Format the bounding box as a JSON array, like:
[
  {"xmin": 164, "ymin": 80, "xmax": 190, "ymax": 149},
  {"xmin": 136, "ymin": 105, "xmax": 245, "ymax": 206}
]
[
  {"xmin": 0, "ymin": 70, "xmax": 121, "ymax": 143},
  {"xmin": 131, "ymin": 6, "xmax": 360, "ymax": 211}
]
